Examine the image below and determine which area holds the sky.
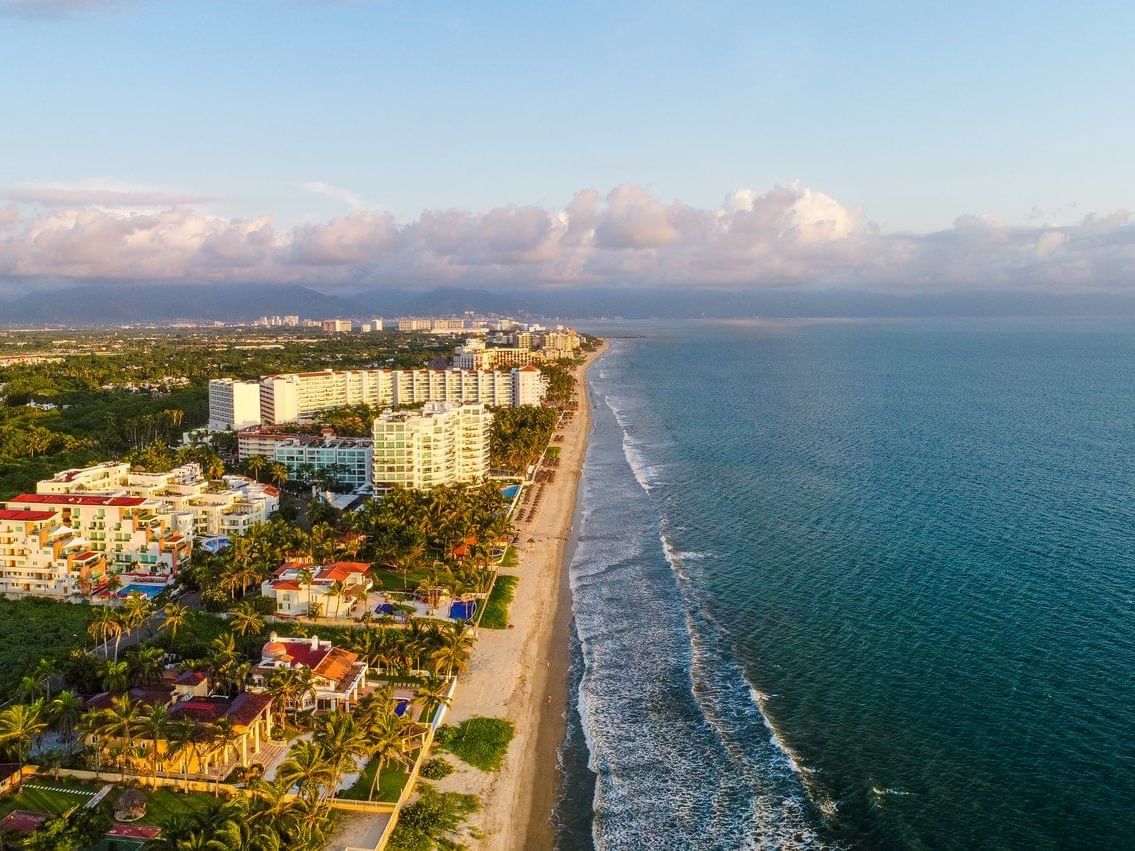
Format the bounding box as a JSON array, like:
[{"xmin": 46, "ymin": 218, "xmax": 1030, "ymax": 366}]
[{"xmin": 0, "ymin": 0, "xmax": 1133, "ymax": 293}]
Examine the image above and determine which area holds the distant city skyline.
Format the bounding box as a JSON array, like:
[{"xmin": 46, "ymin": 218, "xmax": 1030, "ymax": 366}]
[{"xmin": 1, "ymin": 0, "xmax": 1133, "ymax": 292}]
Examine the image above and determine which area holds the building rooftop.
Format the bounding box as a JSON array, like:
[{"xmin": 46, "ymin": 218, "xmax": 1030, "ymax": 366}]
[
  {"xmin": 10, "ymin": 493, "xmax": 147, "ymax": 508},
  {"xmin": 0, "ymin": 509, "xmax": 57, "ymax": 521}
]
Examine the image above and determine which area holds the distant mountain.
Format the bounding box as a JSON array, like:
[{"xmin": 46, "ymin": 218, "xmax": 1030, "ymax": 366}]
[
  {"xmin": 0, "ymin": 283, "xmax": 356, "ymax": 326},
  {"xmin": 6, "ymin": 282, "xmax": 1135, "ymax": 326}
]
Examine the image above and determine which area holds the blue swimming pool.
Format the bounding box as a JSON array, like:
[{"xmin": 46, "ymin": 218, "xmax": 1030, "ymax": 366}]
[
  {"xmin": 501, "ymin": 484, "xmax": 521, "ymax": 499},
  {"xmin": 119, "ymin": 583, "xmax": 165, "ymax": 599}
]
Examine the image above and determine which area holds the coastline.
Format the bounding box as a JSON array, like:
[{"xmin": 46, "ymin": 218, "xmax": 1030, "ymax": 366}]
[{"xmin": 435, "ymin": 342, "xmax": 604, "ymax": 850}]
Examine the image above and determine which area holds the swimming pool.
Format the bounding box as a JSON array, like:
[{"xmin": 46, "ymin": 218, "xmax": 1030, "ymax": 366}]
[
  {"xmin": 501, "ymin": 484, "xmax": 521, "ymax": 499},
  {"xmin": 119, "ymin": 583, "xmax": 165, "ymax": 599}
]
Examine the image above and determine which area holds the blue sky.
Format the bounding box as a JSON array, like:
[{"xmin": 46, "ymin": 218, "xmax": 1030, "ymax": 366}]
[{"xmin": 1, "ymin": 0, "xmax": 1133, "ymax": 290}]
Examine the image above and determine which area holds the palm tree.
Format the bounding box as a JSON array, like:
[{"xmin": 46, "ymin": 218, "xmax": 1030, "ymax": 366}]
[
  {"xmin": 432, "ymin": 621, "xmax": 475, "ymax": 677},
  {"xmin": 49, "ymin": 690, "xmax": 84, "ymax": 746},
  {"xmin": 230, "ymin": 602, "xmax": 265, "ymax": 637},
  {"xmin": 246, "ymin": 454, "xmax": 266, "ymax": 482},
  {"xmin": 88, "ymin": 608, "xmax": 118, "ymax": 655},
  {"xmin": 164, "ymin": 717, "xmax": 202, "ymax": 792},
  {"xmin": 206, "ymin": 455, "xmax": 226, "ymax": 481},
  {"xmin": 100, "ymin": 695, "xmax": 142, "ymax": 776},
  {"xmin": 126, "ymin": 645, "xmax": 165, "ymax": 687},
  {"xmin": 327, "ymin": 579, "xmax": 347, "ymax": 619},
  {"xmin": 0, "ymin": 703, "xmax": 47, "ymax": 770},
  {"xmin": 160, "ymin": 602, "xmax": 190, "ymax": 643},
  {"xmin": 100, "ymin": 660, "xmax": 129, "ymax": 694},
  {"xmin": 14, "ymin": 675, "xmax": 45, "ymax": 704},
  {"xmin": 276, "ymin": 740, "xmax": 337, "ymax": 801},
  {"xmin": 139, "ymin": 703, "xmax": 170, "ymax": 786},
  {"xmin": 313, "ymin": 713, "xmax": 369, "ymax": 793},
  {"xmin": 366, "ymin": 714, "xmax": 413, "ymax": 802},
  {"xmin": 269, "ymin": 462, "xmax": 290, "ymax": 490},
  {"xmin": 412, "ymin": 673, "xmax": 453, "ymax": 725}
]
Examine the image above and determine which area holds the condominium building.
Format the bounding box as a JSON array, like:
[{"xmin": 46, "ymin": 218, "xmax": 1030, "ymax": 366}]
[
  {"xmin": 255, "ymin": 367, "xmax": 545, "ymax": 425},
  {"xmin": 452, "ymin": 346, "xmax": 542, "ymax": 370},
  {"xmin": 513, "ymin": 364, "xmax": 549, "ymax": 406},
  {"xmin": 2, "ymin": 493, "xmax": 190, "ymax": 583},
  {"xmin": 320, "ymin": 319, "xmax": 352, "ymax": 333},
  {"xmin": 208, "ymin": 379, "xmax": 263, "ymax": 431},
  {"xmin": 33, "ymin": 461, "xmax": 278, "ymax": 540},
  {"xmin": 272, "ymin": 436, "xmax": 373, "ymax": 490},
  {"xmin": 398, "ymin": 318, "xmax": 431, "ymax": 331},
  {"xmin": 372, "ymin": 402, "xmax": 491, "ymax": 490},
  {"xmin": 0, "ymin": 508, "xmax": 108, "ymax": 598}
]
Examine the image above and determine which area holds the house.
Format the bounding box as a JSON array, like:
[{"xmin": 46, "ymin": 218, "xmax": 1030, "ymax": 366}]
[
  {"xmin": 259, "ymin": 561, "xmax": 372, "ymax": 618},
  {"xmin": 251, "ymin": 633, "xmax": 368, "ymax": 712}
]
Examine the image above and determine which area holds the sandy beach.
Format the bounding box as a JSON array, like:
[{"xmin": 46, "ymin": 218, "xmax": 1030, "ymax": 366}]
[{"xmin": 436, "ymin": 343, "xmax": 603, "ymax": 850}]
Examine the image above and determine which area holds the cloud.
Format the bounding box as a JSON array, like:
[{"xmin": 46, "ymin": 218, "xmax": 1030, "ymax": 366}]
[
  {"xmin": 0, "ymin": 184, "xmax": 220, "ymax": 208},
  {"xmin": 0, "ymin": 0, "xmax": 126, "ymax": 17},
  {"xmin": 1, "ymin": 182, "xmax": 1133, "ymax": 291},
  {"xmin": 297, "ymin": 181, "xmax": 364, "ymax": 210}
]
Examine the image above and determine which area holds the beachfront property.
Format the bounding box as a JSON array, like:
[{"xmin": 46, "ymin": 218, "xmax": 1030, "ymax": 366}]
[
  {"xmin": 0, "ymin": 492, "xmax": 190, "ymax": 597},
  {"xmin": 83, "ymin": 672, "xmax": 274, "ymax": 778},
  {"xmin": 34, "ymin": 461, "xmax": 279, "ymax": 538},
  {"xmin": 372, "ymin": 401, "xmax": 492, "ymax": 490},
  {"xmin": 271, "ymin": 434, "xmax": 374, "ymax": 489},
  {"xmin": 247, "ymin": 365, "xmax": 546, "ymax": 426},
  {"xmin": 259, "ymin": 560, "xmax": 373, "ymax": 618},
  {"xmin": 250, "ymin": 633, "xmax": 369, "ymax": 712},
  {"xmin": 207, "ymin": 378, "xmax": 262, "ymax": 431}
]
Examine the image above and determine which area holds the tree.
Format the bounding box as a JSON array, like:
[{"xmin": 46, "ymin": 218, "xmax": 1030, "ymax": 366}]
[
  {"xmin": 100, "ymin": 660, "xmax": 129, "ymax": 693},
  {"xmin": 160, "ymin": 602, "xmax": 190, "ymax": 642},
  {"xmin": 431, "ymin": 622, "xmax": 475, "ymax": 677},
  {"xmin": 49, "ymin": 690, "xmax": 84, "ymax": 745},
  {"xmin": 327, "ymin": 579, "xmax": 347, "ymax": 619},
  {"xmin": 270, "ymin": 462, "xmax": 290, "ymax": 489},
  {"xmin": 366, "ymin": 714, "xmax": 413, "ymax": 802},
  {"xmin": 276, "ymin": 740, "xmax": 337, "ymax": 801},
  {"xmin": 0, "ymin": 702, "xmax": 47, "ymax": 769},
  {"xmin": 246, "ymin": 454, "xmax": 266, "ymax": 482},
  {"xmin": 231, "ymin": 601, "xmax": 265, "ymax": 637},
  {"xmin": 139, "ymin": 703, "xmax": 170, "ymax": 786},
  {"xmin": 126, "ymin": 645, "xmax": 165, "ymax": 686}
]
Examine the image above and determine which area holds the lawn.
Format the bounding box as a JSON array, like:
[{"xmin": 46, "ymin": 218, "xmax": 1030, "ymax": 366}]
[
  {"xmin": 0, "ymin": 598, "xmax": 93, "ymax": 698},
  {"xmin": 135, "ymin": 787, "xmax": 217, "ymax": 826},
  {"xmin": 435, "ymin": 717, "xmax": 514, "ymax": 772},
  {"xmin": 479, "ymin": 575, "xmax": 518, "ymax": 629},
  {"xmin": 544, "ymin": 446, "xmax": 561, "ymax": 459},
  {"xmin": 370, "ymin": 564, "xmax": 433, "ymax": 593},
  {"xmin": 499, "ymin": 546, "xmax": 518, "ymax": 568},
  {"xmin": 0, "ymin": 778, "xmax": 102, "ymax": 819},
  {"xmin": 338, "ymin": 756, "xmax": 412, "ymax": 803}
]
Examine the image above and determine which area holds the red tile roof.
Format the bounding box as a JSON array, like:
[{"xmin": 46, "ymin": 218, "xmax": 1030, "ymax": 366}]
[
  {"xmin": 174, "ymin": 671, "xmax": 207, "ymax": 686},
  {"xmin": 0, "ymin": 509, "xmax": 57, "ymax": 521},
  {"xmin": 0, "ymin": 811, "xmax": 46, "ymax": 835},
  {"xmin": 224, "ymin": 691, "xmax": 272, "ymax": 727},
  {"xmin": 271, "ymin": 580, "xmax": 302, "ymax": 591},
  {"xmin": 278, "ymin": 642, "xmax": 330, "ymax": 669},
  {"xmin": 319, "ymin": 561, "xmax": 370, "ymax": 581},
  {"xmin": 9, "ymin": 494, "xmax": 146, "ymax": 507},
  {"xmin": 107, "ymin": 824, "xmax": 161, "ymax": 840}
]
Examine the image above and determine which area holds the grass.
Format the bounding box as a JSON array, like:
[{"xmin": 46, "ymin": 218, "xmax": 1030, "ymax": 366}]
[
  {"xmin": 371, "ymin": 564, "xmax": 433, "ymax": 594},
  {"xmin": 434, "ymin": 717, "xmax": 514, "ymax": 772},
  {"xmin": 135, "ymin": 787, "xmax": 217, "ymax": 826},
  {"xmin": 499, "ymin": 546, "xmax": 518, "ymax": 568},
  {"xmin": 544, "ymin": 446, "xmax": 561, "ymax": 459},
  {"xmin": 0, "ymin": 598, "xmax": 94, "ymax": 699},
  {"xmin": 479, "ymin": 575, "xmax": 518, "ymax": 629},
  {"xmin": 338, "ymin": 756, "xmax": 412, "ymax": 802},
  {"xmin": 0, "ymin": 778, "xmax": 101, "ymax": 819}
]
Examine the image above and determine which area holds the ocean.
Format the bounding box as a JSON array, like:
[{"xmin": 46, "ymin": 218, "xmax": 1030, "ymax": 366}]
[{"xmin": 555, "ymin": 320, "xmax": 1135, "ymax": 850}]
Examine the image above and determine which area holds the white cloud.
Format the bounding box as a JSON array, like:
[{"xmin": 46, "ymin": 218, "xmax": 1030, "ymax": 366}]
[
  {"xmin": 297, "ymin": 181, "xmax": 364, "ymax": 210},
  {"xmin": 1, "ymin": 182, "xmax": 1133, "ymax": 291}
]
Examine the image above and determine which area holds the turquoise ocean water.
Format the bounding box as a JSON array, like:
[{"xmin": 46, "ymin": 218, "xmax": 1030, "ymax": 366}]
[{"xmin": 556, "ymin": 320, "xmax": 1135, "ymax": 850}]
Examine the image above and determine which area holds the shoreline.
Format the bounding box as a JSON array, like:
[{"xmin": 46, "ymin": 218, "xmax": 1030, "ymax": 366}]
[{"xmin": 434, "ymin": 342, "xmax": 605, "ymax": 850}]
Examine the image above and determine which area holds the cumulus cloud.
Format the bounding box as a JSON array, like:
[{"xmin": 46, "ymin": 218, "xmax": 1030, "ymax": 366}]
[{"xmin": 1, "ymin": 182, "xmax": 1133, "ymax": 291}]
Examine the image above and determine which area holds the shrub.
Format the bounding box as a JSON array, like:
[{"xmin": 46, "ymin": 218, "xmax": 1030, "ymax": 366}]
[
  {"xmin": 388, "ymin": 786, "xmax": 478, "ymax": 851},
  {"xmin": 435, "ymin": 716, "xmax": 514, "ymax": 772},
  {"xmin": 419, "ymin": 757, "xmax": 454, "ymax": 780},
  {"xmin": 479, "ymin": 575, "xmax": 518, "ymax": 630}
]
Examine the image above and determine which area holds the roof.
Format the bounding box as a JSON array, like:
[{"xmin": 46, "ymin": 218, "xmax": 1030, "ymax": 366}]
[
  {"xmin": 85, "ymin": 685, "xmax": 174, "ymax": 711},
  {"xmin": 319, "ymin": 562, "xmax": 370, "ymax": 581},
  {"xmin": 270, "ymin": 580, "xmax": 302, "ymax": 591},
  {"xmin": 0, "ymin": 509, "xmax": 57, "ymax": 521},
  {"xmin": 520, "ymin": 364, "xmax": 541, "ymax": 372},
  {"xmin": 0, "ymin": 811, "xmax": 46, "ymax": 834},
  {"xmin": 9, "ymin": 493, "xmax": 146, "ymax": 508},
  {"xmin": 312, "ymin": 647, "xmax": 361, "ymax": 687},
  {"xmin": 107, "ymin": 823, "xmax": 161, "ymax": 840},
  {"xmin": 224, "ymin": 691, "xmax": 273, "ymax": 727},
  {"xmin": 174, "ymin": 671, "xmax": 207, "ymax": 686}
]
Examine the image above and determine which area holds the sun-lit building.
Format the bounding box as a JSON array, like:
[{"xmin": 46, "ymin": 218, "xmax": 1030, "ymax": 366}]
[{"xmin": 372, "ymin": 401, "xmax": 491, "ymax": 490}]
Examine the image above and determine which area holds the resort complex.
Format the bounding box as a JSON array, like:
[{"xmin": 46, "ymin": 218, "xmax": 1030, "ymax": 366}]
[{"xmin": 0, "ymin": 319, "xmax": 598, "ymax": 850}]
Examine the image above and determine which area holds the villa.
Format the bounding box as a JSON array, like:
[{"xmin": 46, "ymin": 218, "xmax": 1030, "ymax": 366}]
[
  {"xmin": 251, "ymin": 633, "xmax": 369, "ymax": 712},
  {"xmin": 259, "ymin": 560, "xmax": 372, "ymax": 618}
]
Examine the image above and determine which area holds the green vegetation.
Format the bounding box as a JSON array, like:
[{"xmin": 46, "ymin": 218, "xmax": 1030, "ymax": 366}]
[
  {"xmin": 135, "ymin": 787, "xmax": 217, "ymax": 825},
  {"xmin": 0, "ymin": 779, "xmax": 100, "ymax": 820},
  {"xmin": 435, "ymin": 717, "xmax": 515, "ymax": 772},
  {"xmin": 479, "ymin": 575, "xmax": 518, "ymax": 629},
  {"xmin": 500, "ymin": 545, "xmax": 519, "ymax": 568},
  {"xmin": 0, "ymin": 598, "xmax": 93, "ymax": 691},
  {"xmin": 339, "ymin": 756, "xmax": 412, "ymax": 802},
  {"xmin": 538, "ymin": 361, "xmax": 577, "ymax": 404},
  {"xmin": 0, "ymin": 328, "xmax": 448, "ymax": 499},
  {"xmin": 544, "ymin": 445, "xmax": 561, "ymax": 459},
  {"xmin": 490, "ymin": 405, "xmax": 560, "ymax": 473},
  {"xmin": 418, "ymin": 757, "xmax": 454, "ymax": 780},
  {"xmin": 387, "ymin": 785, "xmax": 479, "ymax": 851}
]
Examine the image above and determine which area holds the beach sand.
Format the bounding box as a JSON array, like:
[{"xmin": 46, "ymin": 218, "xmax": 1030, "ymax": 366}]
[{"xmin": 435, "ymin": 344, "xmax": 603, "ymax": 850}]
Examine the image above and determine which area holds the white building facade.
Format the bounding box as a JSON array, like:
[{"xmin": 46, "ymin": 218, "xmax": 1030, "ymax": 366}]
[
  {"xmin": 208, "ymin": 379, "xmax": 262, "ymax": 431},
  {"xmin": 372, "ymin": 402, "xmax": 492, "ymax": 490}
]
